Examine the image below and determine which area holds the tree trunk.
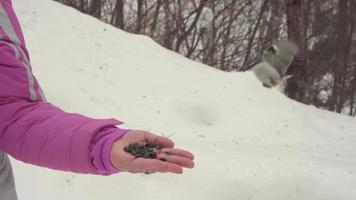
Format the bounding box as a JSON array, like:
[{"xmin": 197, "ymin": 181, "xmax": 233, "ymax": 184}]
[
  {"xmin": 174, "ymin": 0, "xmax": 209, "ymax": 52},
  {"xmin": 150, "ymin": 0, "xmax": 162, "ymax": 34},
  {"xmin": 350, "ymin": 64, "xmax": 356, "ymax": 115},
  {"xmin": 136, "ymin": 0, "xmax": 143, "ymax": 33},
  {"xmin": 329, "ymin": 0, "xmax": 350, "ymax": 112},
  {"xmin": 79, "ymin": 0, "xmax": 85, "ymax": 12},
  {"xmin": 163, "ymin": 1, "xmax": 174, "ymax": 49},
  {"xmin": 285, "ymin": 0, "xmax": 307, "ymax": 102},
  {"xmin": 242, "ymin": 0, "xmax": 270, "ymax": 70},
  {"xmin": 202, "ymin": 0, "xmax": 217, "ymax": 66},
  {"xmin": 90, "ymin": 0, "xmax": 101, "ymax": 19},
  {"xmin": 349, "ymin": 0, "xmax": 356, "ymax": 115},
  {"xmin": 111, "ymin": 0, "xmax": 125, "ymax": 29}
]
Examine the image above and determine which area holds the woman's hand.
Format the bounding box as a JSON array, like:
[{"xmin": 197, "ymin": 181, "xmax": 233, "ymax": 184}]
[{"xmin": 110, "ymin": 130, "xmax": 195, "ymax": 174}]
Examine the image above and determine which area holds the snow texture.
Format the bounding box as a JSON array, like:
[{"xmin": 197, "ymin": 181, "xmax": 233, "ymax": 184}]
[{"xmin": 10, "ymin": 0, "xmax": 356, "ymax": 199}]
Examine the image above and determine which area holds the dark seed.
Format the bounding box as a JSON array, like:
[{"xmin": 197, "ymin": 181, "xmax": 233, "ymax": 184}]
[
  {"xmin": 159, "ymin": 158, "xmax": 167, "ymax": 162},
  {"xmin": 124, "ymin": 143, "xmax": 161, "ymax": 159},
  {"xmin": 145, "ymin": 144, "xmax": 158, "ymax": 148}
]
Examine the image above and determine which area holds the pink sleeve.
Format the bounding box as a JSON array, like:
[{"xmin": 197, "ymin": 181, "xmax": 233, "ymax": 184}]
[
  {"xmin": 0, "ymin": 0, "xmax": 45, "ymax": 102},
  {"xmin": 0, "ymin": 0, "xmax": 128, "ymax": 175},
  {"xmin": 0, "ymin": 0, "xmax": 28, "ymax": 52},
  {"xmin": 0, "ymin": 100, "xmax": 125, "ymax": 174}
]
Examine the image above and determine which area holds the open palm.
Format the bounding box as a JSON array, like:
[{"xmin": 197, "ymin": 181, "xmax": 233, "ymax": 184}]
[{"xmin": 110, "ymin": 130, "xmax": 195, "ymax": 174}]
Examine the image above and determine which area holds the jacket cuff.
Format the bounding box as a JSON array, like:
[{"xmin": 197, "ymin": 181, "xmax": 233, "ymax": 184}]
[
  {"xmin": 90, "ymin": 127, "xmax": 129, "ymax": 175},
  {"xmin": 70, "ymin": 118, "xmax": 123, "ymax": 174}
]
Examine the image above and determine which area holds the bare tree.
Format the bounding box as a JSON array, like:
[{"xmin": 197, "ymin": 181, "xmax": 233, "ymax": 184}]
[
  {"xmin": 54, "ymin": 0, "xmax": 356, "ymax": 116},
  {"xmin": 328, "ymin": 0, "xmax": 353, "ymax": 113},
  {"xmin": 174, "ymin": 0, "xmax": 209, "ymax": 52},
  {"xmin": 90, "ymin": 0, "xmax": 102, "ymax": 19},
  {"xmin": 242, "ymin": 0, "xmax": 270, "ymax": 70},
  {"xmin": 285, "ymin": 0, "xmax": 307, "ymax": 102},
  {"xmin": 111, "ymin": 0, "xmax": 125, "ymax": 29},
  {"xmin": 162, "ymin": 0, "xmax": 174, "ymax": 49},
  {"xmin": 150, "ymin": 0, "xmax": 162, "ymax": 34}
]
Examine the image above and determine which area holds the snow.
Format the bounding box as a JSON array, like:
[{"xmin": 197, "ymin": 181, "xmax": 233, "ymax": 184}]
[{"xmin": 10, "ymin": 0, "xmax": 356, "ymax": 199}]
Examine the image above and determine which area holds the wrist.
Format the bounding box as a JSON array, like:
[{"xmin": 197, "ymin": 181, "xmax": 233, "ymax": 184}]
[{"xmin": 90, "ymin": 127, "xmax": 129, "ymax": 175}]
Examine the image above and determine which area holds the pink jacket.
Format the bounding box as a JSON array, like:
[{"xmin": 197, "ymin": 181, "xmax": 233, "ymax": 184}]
[{"xmin": 0, "ymin": 0, "xmax": 126, "ymax": 175}]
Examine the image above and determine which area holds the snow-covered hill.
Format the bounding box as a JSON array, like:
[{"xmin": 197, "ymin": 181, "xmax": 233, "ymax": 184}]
[{"xmin": 11, "ymin": 0, "xmax": 356, "ymax": 199}]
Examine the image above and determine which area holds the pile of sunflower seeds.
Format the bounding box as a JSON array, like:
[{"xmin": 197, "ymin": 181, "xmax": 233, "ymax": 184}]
[{"xmin": 124, "ymin": 143, "xmax": 162, "ymax": 159}]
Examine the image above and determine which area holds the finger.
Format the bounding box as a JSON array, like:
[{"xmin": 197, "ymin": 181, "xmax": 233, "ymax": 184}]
[
  {"xmin": 131, "ymin": 158, "xmax": 183, "ymax": 174},
  {"xmin": 160, "ymin": 148, "xmax": 195, "ymax": 160},
  {"xmin": 157, "ymin": 154, "xmax": 194, "ymax": 168},
  {"xmin": 151, "ymin": 163, "xmax": 182, "ymax": 174},
  {"xmin": 144, "ymin": 132, "xmax": 175, "ymax": 148}
]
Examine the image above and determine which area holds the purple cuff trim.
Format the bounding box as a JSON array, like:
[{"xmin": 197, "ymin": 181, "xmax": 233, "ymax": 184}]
[{"xmin": 90, "ymin": 127, "xmax": 129, "ymax": 175}]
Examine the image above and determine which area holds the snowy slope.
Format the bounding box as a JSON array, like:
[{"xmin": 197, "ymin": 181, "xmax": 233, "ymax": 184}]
[{"xmin": 10, "ymin": 0, "xmax": 356, "ymax": 200}]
